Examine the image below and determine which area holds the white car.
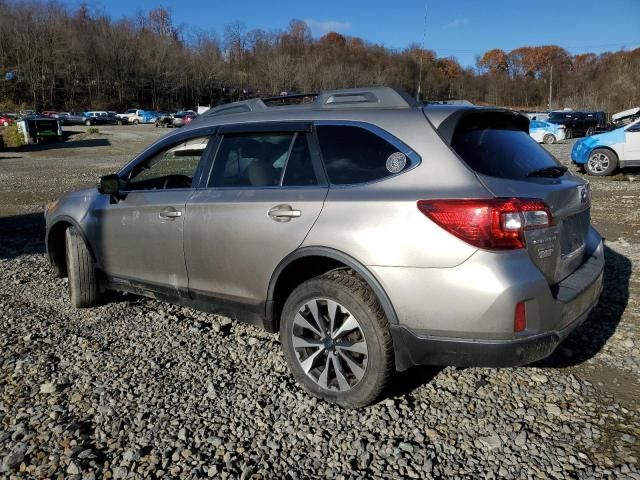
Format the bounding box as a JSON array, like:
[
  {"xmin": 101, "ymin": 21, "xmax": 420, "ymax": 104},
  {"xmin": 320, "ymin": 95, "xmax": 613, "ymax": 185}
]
[
  {"xmin": 572, "ymin": 118, "xmax": 640, "ymax": 175},
  {"xmin": 529, "ymin": 120, "xmax": 566, "ymax": 144}
]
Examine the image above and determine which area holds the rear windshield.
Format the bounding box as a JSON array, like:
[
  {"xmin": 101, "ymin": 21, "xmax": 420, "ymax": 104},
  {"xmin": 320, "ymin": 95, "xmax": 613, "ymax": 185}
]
[{"xmin": 450, "ymin": 113, "xmax": 561, "ymax": 180}]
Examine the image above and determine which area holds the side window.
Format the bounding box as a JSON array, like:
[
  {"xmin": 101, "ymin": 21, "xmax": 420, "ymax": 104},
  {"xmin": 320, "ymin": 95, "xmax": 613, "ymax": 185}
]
[
  {"xmin": 127, "ymin": 136, "xmax": 210, "ymax": 191},
  {"xmin": 316, "ymin": 125, "xmax": 410, "ymax": 185},
  {"xmin": 282, "ymin": 133, "xmax": 317, "ymax": 186},
  {"xmin": 209, "ymin": 133, "xmax": 298, "ymax": 187}
]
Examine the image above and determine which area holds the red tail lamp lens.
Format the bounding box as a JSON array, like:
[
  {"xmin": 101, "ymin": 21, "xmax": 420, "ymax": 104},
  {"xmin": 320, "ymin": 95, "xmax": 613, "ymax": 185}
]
[{"xmin": 417, "ymin": 198, "xmax": 552, "ymax": 250}]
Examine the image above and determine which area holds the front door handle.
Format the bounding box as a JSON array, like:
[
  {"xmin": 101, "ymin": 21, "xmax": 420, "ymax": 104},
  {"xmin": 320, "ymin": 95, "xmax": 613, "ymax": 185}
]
[
  {"xmin": 159, "ymin": 208, "xmax": 182, "ymax": 219},
  {"xmin": 268, "ymin": 204, "xmax": 301, "ymax": 222}
]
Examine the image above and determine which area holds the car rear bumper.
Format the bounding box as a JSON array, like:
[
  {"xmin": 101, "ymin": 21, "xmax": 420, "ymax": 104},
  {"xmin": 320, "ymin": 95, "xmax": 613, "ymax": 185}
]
[{"xmin": 382, "ymin": 230, "xmax": 604, "ymax": 371}]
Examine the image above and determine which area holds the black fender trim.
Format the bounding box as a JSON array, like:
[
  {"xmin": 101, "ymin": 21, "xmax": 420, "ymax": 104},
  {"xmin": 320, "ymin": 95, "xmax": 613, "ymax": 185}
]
[
  {"xmin": 46, "ymin": 215, "xmax": 101, "ymax": 270},
  {"xmin": 266, "ymin": 246, "xmax": 400, "ymax": 328}
]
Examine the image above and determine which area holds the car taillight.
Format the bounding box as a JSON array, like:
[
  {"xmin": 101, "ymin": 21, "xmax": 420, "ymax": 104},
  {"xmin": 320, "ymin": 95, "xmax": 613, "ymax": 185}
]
[{"xmin": 417, "ymin": 198, "xmax": 552, "ymax": 250}]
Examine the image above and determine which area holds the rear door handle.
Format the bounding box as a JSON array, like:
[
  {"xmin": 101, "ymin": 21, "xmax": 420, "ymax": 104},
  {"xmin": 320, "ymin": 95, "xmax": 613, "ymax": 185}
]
[
  {"xmin": 159, "ymin": 208, "xmax": 182, "ymax": 219},
  {"xmin": 268, "ymin": 204, "xmax": 301, "ymax": 222}
]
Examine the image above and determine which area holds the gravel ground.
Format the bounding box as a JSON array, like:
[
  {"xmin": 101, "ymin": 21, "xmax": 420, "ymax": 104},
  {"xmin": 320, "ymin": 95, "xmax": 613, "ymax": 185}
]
[{"xmin": 1, "ymin": 127, "xmax": 639, "ymax": 478}]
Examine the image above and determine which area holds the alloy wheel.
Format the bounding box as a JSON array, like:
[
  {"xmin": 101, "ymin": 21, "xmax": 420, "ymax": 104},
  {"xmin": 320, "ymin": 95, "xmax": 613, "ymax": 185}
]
[
  {"xmin": 588, "ymin": 152, "xmax": 610, "ymax": 174},
  {"xmin": 291, "ymin": 298, "xmax": 368, "ymax": 392}
]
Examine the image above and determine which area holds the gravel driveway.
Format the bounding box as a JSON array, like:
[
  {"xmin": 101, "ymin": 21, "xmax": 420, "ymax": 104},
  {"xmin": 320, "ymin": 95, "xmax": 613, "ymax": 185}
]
[{"xmin": 1, "ymin": 126, "xmax": 639, "ymax": 478}]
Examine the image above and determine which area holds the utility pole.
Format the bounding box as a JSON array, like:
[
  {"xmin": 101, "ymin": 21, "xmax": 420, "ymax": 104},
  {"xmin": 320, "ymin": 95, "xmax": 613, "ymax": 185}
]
[
  {"xmin": 548, "ymin": 65, "xmax": 553, "ymax": 111},
  {"xmin": 416, "ymin": 3, "xmax": 427, "ymax": 102}
]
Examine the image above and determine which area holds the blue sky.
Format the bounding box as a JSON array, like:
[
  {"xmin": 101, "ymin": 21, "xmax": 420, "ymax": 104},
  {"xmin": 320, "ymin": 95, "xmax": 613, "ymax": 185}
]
[{"xmin": 64, "ymin": 0, "xmax": 640, "ymax": 67}]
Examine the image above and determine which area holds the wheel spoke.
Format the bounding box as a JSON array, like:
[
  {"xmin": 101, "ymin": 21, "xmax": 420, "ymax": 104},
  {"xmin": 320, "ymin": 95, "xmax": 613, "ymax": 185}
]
[
  {"xmin": 317, "ymin": 354, "xmax": 331, "ymax": 389},
  {"xmin": 299, "ymin": 347, "xmax": 324, "ymax": 373},
  {"xmin": 307, "ymin": 300, "xmax": 328, "ymax": 336},
  {"xmin": 336, "ymin": 339, "xmax": 367, "ymax": 355},
  {"xmin": 292, "ymin": 335, "xmax": 323, "ymax": 349},
  {"xmin": 337, "ymin": 350, "xmax": 365, "ymax": 380},
  {"xmin": 326, "ymin": 300, "xmax": 339, "ymax": 337},
  {"xmin": 332, "ymin": 314, "xmax": 359, "ymax": 339},
  {"xmin": 293, "ymin": 313, "xmax": 322, "ymax": 337},
  {"xmin": 330, "ymin": 352, "xmax": 350, "ymax": 391}
]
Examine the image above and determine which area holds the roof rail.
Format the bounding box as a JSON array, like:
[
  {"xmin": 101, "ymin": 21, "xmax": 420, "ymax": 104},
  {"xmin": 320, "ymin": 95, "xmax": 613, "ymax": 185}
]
[
  {"xmin": 203, "ymin": 86, "xmax": 416, "ymax": 118},
  {"xmin": 263, "ymin": 92, "xmax": 318, "ymax": 103}
]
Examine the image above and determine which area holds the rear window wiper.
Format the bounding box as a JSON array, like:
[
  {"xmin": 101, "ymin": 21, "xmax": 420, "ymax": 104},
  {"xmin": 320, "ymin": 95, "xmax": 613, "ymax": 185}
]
[{"xmin": 526, "ymin": 166, "xmax": 568, "ymax": 178}]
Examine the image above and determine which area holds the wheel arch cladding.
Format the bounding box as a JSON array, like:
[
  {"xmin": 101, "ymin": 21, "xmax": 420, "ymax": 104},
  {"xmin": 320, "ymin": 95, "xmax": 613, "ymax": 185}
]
[
  {"xmin": 47, "ymin": 218, "xmax": 98, "ymax": 276},
  {"xmin": 266, "ymin": 247, "xmax": 399, "ymax": 331}
]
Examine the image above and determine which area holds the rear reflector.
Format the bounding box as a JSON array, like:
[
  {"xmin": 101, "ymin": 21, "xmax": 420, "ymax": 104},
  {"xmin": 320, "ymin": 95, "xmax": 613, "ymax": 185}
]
[
  {"xmin": 417, "ymin": 198, "xmax": 552, "ymax": 250},
  {"xmin": 514, "ymin": 301, "xmax": 527, "ymax": 332}
]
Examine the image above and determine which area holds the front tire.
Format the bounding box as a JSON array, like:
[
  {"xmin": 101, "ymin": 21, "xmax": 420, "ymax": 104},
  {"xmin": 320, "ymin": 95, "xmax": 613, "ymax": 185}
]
[
  {"xmin": 565, "ymin": 128, "xmax": 573, "ymax": 139},
  {"xmin": 280, "ymin": 270, "xmax": 394, "ymax": 408},
  {"xmin": 65, "ymin": 227, "xmax": 100, "ymax": 307},
  {"xmin": 586, "ymin": 148, "xmax": 618, "ymax": 176},
  {"xmin": 543, "ymin": 134, "xmax": 556, "ymax": 144},
  {"xmin": 85, "ymin": 120, "xmax": 92, "ymax": 126},
  {"xmin": 133, "ymin": 119, "xmax": 139, "ymax": 125}
]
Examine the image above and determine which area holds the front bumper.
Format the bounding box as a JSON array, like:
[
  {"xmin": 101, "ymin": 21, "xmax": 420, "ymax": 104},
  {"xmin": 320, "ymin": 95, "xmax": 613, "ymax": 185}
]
[{"xmin": 386, "ymin": 233, "xmax": 605, "ymax": 371}]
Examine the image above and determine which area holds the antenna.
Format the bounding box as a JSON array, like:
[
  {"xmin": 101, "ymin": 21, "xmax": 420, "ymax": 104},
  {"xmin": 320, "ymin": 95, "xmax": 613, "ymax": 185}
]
[{"xmin": 416, "ymin": 3, "xmax": 428, "ymax": 102}]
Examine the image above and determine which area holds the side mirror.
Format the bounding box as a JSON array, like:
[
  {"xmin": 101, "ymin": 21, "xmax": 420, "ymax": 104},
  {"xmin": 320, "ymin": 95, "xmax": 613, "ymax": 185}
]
[{"xmin": 97, "ymin": 174, "xmax": 121, "ymax": 196}]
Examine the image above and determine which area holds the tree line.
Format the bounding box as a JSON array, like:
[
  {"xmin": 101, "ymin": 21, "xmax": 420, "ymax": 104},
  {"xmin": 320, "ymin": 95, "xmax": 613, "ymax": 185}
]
[{"xmin": 0, "ymin": 1, "xmax": 638, "ymax": 114}]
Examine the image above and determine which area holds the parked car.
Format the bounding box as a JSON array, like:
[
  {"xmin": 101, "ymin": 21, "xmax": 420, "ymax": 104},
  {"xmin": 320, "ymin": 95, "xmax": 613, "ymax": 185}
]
[
  {"xmin": 45, "ymin": 87, "xmax": 603, "ymax": 408},
  {"xmin": 171, "ymin": 111, "xmax": 197, "ymax": 128},
  {"xmin": 117, "ymin": 109, "xmax": 157, "ymax": 125},
  {"xmin": 58, "ymin": 112, "xmax": 88, "ymax": 125},
  {"xmin": 547, "ymin": 111, "xmax": 606, "ymax": 138},
  {"xmin": 524, "ymin": 112, "xmax": 550, "ymax": 122},
  {"xmin": 155, "ymin": 112, "xmax": 173, "ymax": 128},
  {"xmin": 0, "ymin": 113, "xmax": 17, "ymax": 127},
  {"xmin": 529, "ymin": 120, "xmax": 566, "ymax": 144},
  {"xmin": 593, "ymin": 107, "xmax": 640, "ymax": 134},
  {"xmin": 83, "ymin": 111, "xmax": 127, "ymax": 126},
  {"xmin": 571, "ymin": 117, "xmax": 640, "ymax": 175},
  {"xmin": 41, "ymin": 111, "xmax": 59, "ymax": 118}
]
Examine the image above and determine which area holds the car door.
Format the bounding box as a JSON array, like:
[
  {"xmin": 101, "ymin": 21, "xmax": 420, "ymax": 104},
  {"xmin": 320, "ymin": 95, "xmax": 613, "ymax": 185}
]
[
  {"xmin": 624, "ymin": 121, "xmax": 640, "ymax": 161},
  {"xmin": 88, "ymin": 132, "xmax": 215, "ymax": 293},
  {"xmin": 184, "ymin": 123, "xmax": 328, "ymax": 308}
]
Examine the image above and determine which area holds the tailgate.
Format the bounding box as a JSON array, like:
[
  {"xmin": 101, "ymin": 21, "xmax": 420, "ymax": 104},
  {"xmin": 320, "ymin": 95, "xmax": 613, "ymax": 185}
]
[{"xmin": 440, "ymin": 108, "xmax": 592, "ymax": 284}]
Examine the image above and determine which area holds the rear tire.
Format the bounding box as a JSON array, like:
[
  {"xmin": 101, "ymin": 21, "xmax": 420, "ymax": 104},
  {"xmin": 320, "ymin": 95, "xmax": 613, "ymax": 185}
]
[
  {"xmin": 565, "ymin": 128, "xmax": 573, "ymax": 139},
  {"xmin": 85, "ymin": 120, "xmax": 92, "ymax": 126},
  {"xmin": 586, "ymin": 127, "xmax": 595, "ymax": 136},
  {"xmin": 133, "ymin": 119, "xmax": 139, "ymax": 125},
  {"xmin": 280, "ymin": 270, "xmax": 394, "ymax": 408},
  {"xmin": 65, "ymin": 227, "xmax": 100, "ymax": 307},
  {"xmin": 543, "ymin": 134, "xmax": 556, "ymax": 144},
  {"xmin": 586, "ymin": 148, "xmax": 618, "ymax": 176}
]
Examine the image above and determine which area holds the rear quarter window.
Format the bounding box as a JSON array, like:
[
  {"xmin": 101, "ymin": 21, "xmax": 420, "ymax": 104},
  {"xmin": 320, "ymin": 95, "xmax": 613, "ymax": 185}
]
[
  {"xmin": 450, "ymin": 112, "xmax": 562, "ymax": 180},
  {"xmin": 316, "ymin": 125, "xmax": 414, "ymax": 185}
]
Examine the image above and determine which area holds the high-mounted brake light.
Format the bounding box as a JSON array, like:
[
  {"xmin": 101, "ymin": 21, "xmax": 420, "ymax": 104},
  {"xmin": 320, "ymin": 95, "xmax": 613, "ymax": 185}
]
[{"xmin": 417, "ymin": 198, "xmax": 552, "ymax": 250}]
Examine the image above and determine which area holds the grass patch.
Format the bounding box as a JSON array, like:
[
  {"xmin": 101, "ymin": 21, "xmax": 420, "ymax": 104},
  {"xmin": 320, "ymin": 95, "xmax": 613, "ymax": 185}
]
[
  {"xmin": 4, "ymin": 123, "xmax": 25, "ymax": 147},
  {"xmin": 87, "ymin": 127, "xmax": 100, "ymax": 135}
]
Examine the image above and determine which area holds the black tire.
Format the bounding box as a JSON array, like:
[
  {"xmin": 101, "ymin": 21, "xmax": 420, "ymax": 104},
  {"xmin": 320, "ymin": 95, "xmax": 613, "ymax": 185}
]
[
  {"xmin": 543, "ymin": 134, "xmax": 556, "ymax": 144},
  {"xmin": 117, "ymin": 120, "xmax": 123, "ymax": 126},
  {"xmin": 85, "ymin": 119, "xmax": 92, "ymax": 126},
  {"xmin": 585, "ymin": 148, "xmax": 618, "ymax": 176},
  {"xmin": 133, "ymin": 119, "xmax": 139, "ymax": 125},
  {"xmin": 586, "ymin": 127, "xmax": 594, "ymax": 136},
  {"xmin": 565, "ymin": 128, "xmax": 573, "ymax": 139},
  {"xmin": 65, "ymin": 227, "xmax": 99, "ymax": 308},
  {"xmin": 280, "ymin": 270, "xmax": 394, "ymax": 408}
]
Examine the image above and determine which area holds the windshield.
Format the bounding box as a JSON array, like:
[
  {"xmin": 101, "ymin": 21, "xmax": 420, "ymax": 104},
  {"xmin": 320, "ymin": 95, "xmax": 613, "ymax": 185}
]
[{"xmin": 451, "ymin": 113, "xmax": 562, "ymax": 180}]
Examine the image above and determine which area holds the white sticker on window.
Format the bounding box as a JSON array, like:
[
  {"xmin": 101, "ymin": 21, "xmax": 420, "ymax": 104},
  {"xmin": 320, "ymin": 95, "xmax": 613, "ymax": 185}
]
[{"xmin": 386, "ymin": 152, "xmax": 407, "ymax": 173}]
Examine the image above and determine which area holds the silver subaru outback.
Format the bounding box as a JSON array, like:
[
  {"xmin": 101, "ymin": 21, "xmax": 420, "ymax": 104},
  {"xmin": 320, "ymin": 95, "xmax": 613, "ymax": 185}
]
[{"xmin": 45, "ymin": 87, "xmax": 604, "ymax": 408}]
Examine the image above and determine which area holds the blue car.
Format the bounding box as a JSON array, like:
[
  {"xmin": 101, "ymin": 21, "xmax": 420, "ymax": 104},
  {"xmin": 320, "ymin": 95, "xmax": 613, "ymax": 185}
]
[
  {"xmin": 571, "ymin": 118, "xmax": 640, "ymax": 175},
  {"xmin": 529, "ymin": 120, "xmax": 566, "ymax": 144}
]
